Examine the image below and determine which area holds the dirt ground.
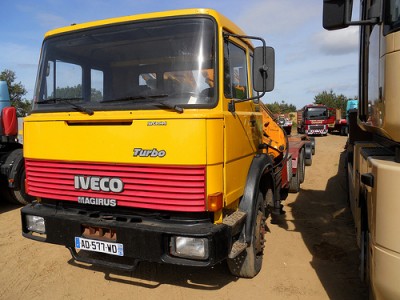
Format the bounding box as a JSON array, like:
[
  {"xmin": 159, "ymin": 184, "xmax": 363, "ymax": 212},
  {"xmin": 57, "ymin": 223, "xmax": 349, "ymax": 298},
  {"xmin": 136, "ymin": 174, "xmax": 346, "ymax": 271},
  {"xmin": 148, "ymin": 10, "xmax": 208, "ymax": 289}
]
[{"xmin": 0, "ymin": 134, "xmax": 367, "ymax": 300}]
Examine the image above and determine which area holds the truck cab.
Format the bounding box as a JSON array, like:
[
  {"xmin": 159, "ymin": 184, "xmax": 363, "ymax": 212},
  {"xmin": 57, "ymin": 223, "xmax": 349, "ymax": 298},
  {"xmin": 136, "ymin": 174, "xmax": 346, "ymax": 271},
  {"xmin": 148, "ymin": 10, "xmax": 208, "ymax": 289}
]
[{"xmin": 297, "ymin": 104, "xmax": 329, "ymax": 135}]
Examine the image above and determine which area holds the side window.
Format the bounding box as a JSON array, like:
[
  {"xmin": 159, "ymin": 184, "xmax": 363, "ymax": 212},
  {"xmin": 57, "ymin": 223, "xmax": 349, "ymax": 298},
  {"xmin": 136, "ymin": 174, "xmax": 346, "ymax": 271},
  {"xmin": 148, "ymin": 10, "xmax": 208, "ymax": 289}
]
[
  {"xmin": 45, "ymin": 61, "xmax": 54, "ymax": 99},
  {"xmin": 91, "ymin": 69, "xmax": 103, "ymax": 101},
  {"xmin": 224, "ymin": 41, "xmax": 248, "ymax": 99}
]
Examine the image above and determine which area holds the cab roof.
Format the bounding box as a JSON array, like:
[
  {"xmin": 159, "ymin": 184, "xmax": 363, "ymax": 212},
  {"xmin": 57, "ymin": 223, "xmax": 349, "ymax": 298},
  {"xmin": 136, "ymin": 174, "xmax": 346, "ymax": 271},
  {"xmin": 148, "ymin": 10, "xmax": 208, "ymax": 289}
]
[{"xmin": 44, "ymin": 8, "xmax": 248, "ymax": 39}]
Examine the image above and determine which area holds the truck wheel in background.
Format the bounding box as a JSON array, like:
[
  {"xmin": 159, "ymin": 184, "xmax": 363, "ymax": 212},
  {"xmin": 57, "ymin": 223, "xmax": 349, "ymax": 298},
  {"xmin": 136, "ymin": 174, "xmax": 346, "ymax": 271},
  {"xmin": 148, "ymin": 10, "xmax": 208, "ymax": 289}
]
[
  {"xmin": 340, "ymin": 126, "xmax": 347, "ymax": 136},
  {"xmin": 289, "ymin": 164, "xmax": 300, "ymax": 193},
  {"xmin": 12, "ymin": 169, "xmax": 34, "ymax": 205},
  {"xmin": 298, "ymin": 148, "xmax": 305, "ymax": 184},
  {"xmin": 310, "ymin": 137, "xmax": 316, "ymax": 155},
  {"xmin": 0, "ymin": 178, "xmax": 20, "ymax": 204},
  {"xmin": 304, "ymin": 143, "xmax": 313, "ymax": 166},
  {"xmin": 227, "ymin": 192, "xmax": 266, "ymax": 278}
]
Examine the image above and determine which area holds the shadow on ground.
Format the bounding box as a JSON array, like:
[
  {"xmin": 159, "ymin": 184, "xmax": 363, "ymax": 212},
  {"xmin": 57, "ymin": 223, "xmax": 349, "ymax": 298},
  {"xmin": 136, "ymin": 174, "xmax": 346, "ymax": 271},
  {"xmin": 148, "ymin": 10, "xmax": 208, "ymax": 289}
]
[{"xmin": 272, "ymin": 150, "xmax": 368, "ymax": 300}]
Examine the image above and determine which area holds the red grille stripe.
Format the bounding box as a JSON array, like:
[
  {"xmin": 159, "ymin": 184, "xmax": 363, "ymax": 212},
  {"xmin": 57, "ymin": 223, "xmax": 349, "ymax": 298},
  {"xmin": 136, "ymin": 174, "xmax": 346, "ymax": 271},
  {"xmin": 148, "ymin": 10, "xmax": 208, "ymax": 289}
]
[
  {"xmin": 25, "ymin": 159, "xmax": 206, "ymax": 212},
  {"xmin": 25, "ymin": 160, "xmax": 205, "ymax": 175}
]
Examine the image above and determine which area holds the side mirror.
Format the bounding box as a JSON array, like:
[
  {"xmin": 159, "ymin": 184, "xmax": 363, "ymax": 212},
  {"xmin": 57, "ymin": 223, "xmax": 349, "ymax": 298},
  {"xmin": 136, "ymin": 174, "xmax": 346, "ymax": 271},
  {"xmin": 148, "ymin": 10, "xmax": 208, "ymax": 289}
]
[
  {"xmin": 323, "ymin": 0, "xmax": 353, "ymax": 30},
  {"xmin": 253, "ymin": 46, "xmax": 274, "ymax": 92}
]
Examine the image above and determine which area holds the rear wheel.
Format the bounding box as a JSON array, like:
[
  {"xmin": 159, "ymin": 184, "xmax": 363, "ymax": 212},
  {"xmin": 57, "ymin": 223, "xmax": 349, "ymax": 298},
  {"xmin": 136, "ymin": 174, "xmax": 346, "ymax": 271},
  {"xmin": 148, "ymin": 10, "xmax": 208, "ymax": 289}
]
[
  {"xmin": 289, "ymin": 157, "xmax": 301, "ymax": 193},
  {"xmin": 228, "ymin": 192, "xmax": 266, "ymax": 278}
]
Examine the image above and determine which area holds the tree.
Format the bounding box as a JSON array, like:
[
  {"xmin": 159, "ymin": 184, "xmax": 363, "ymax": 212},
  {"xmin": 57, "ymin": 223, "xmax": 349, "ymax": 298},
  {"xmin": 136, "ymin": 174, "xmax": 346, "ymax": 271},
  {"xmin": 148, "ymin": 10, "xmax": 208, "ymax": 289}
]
[
  {"xmin": 264, "ymin": 100, "xmax": 297, "ymax": 114},
  {"xmin": 314, "ymin": 90, "xmax": 350, "ymax": 115},
  {"xmin": 0, "ymin": 69, "xmax": 31, "ymax": 117},
  {"xmin": 54, "ymin": 84, "xmax": 103, "ymax": 101}
]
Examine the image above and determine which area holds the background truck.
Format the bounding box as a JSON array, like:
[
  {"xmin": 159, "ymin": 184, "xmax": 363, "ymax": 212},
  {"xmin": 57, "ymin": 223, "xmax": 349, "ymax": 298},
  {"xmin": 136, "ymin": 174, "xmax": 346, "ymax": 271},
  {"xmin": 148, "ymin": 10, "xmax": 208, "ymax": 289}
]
[
  {"xmin": 324, "ymin": 1, "xmax": 400, "ymax": 299},
  {"xmin": 327, "ymin": 100, "xmax": 358, "ymax": 136},
  {"xmin": 276, "ymin": 114, "xmax": 292, "ymax": 136},
  {"xmin": 297, "ymin": 104, "xmax": 329, "ymax": 135},
  {"xmin": 21, "ymin": 8, "xmax": 312, "ymax": 278},
  {"xmin": 327, "ymin": 107, "xmax": 348, "ymax": 135},
  {"xmin": 0, "ymin": 81, "xmax": 32, "ymax": 205}
]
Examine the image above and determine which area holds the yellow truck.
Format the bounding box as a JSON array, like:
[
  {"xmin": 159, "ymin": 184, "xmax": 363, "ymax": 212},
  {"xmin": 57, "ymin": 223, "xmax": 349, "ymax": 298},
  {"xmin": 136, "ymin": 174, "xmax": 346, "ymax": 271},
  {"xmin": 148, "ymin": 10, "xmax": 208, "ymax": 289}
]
[
  {"xmin": 324, "ymin": 1, "xmax": 400, "ymax": 298},
  {"xmin": 21, "ymin": 8, "xmax": 311, "ymax": 277}
]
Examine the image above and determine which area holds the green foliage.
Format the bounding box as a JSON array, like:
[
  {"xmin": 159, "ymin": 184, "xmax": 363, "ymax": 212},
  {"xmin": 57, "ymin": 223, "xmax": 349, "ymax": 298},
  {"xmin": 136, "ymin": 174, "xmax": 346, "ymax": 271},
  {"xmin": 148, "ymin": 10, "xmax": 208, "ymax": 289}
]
[
  {"xmin": 0, "ymin": 69, "xmax": 31, "ymax": 117},
  {"xmin": 313, "ymin": 90, "xmax": 354, "ymax": 115},
  {"xmin": 264, "ymin": 100, "xmax": 297, "ymax": 114},
  {"xmin": 54, "ymin": 84, "xmax": 103, "ymax": 101},
  {"xmin": 54, "ymin": 85, "xmax": 82, "ymax": 99}
]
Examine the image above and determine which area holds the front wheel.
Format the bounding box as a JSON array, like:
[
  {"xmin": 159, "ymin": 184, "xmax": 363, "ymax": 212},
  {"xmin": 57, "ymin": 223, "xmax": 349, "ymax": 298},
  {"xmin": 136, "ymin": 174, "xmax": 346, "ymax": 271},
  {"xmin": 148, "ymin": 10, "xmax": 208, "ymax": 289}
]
[{"xmin": 227, "ymin": 192, "xmax": 266, "ymax": 278}]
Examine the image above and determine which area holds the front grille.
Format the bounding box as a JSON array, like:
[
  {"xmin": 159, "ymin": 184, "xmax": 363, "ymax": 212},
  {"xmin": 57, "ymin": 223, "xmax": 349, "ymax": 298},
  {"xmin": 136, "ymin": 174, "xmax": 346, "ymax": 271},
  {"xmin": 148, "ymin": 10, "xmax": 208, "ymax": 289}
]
[
  {"xmin": 25, "ymin": 159, "xmax": 206, "ymax": 212},
  {"xmin": 309, "ymin": 125, "xmax": 325, "ymax": 130}
]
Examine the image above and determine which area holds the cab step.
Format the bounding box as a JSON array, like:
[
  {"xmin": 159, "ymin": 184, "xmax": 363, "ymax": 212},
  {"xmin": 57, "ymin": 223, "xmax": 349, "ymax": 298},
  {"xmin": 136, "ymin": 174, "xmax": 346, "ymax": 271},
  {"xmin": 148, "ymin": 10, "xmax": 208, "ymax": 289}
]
[
  {"xmin": 223, "ymin": 210, "xmax": 247, "ymax": 236},
  {"xmin": 228, "ymin": 240, "xmax": 247, "ymax": 259}
]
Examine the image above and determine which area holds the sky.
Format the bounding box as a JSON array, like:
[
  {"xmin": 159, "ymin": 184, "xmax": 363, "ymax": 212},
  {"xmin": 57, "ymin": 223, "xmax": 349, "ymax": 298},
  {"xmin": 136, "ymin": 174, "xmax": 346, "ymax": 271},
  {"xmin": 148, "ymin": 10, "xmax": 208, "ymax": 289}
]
[{"xmin": 0, "ymin": 0, "xmax": 360, "ymax": 109}]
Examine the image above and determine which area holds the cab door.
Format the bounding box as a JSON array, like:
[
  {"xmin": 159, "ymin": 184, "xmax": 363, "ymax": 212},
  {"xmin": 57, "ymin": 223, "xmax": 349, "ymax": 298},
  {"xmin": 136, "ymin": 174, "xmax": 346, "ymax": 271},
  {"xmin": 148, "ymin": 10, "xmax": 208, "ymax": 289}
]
[{"xmin": 222, "ymin": 36, "xmax": 262, "ymax": 206}]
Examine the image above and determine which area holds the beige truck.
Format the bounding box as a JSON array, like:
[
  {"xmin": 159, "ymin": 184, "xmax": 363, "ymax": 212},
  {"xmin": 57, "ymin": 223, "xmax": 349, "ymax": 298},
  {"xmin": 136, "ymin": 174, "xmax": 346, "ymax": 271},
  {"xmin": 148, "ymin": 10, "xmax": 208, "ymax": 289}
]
[{"xmin": 323, "ymin": 1, "xmax": 400, "ymax": 299}]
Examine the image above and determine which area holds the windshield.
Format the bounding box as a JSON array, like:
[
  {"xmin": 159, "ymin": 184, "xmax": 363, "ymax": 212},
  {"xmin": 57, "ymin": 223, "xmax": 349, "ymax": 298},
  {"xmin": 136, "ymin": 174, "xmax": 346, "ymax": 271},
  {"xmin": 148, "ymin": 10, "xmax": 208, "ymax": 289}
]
[
  {"xmin": 33, "ymin": 17, "xmax": 217, "ymax": 113},
  {"xmin": 305, "ymin": 107, "xmax": 328, "ymax": 120}
]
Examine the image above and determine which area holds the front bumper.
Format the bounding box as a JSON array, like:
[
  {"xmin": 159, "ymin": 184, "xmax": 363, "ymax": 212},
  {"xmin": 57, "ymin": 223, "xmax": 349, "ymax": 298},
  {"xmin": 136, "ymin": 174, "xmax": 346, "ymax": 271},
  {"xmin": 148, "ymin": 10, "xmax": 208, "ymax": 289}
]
[
  {"xmin": 21, "ymin": 202, "xmax": 232, "ymax": 269},
  {"xmin": 305, "ymin": 126, "xmax": 328, "ymax": 135}
]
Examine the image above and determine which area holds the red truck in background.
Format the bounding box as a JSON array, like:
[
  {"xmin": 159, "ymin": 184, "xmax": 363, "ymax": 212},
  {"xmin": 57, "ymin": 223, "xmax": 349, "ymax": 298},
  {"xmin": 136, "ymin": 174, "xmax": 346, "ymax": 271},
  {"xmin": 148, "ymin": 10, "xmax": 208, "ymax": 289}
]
[
  {"xmin": 327, "ymin": 108, "xmax": 348, "ymax": 136},
  {"xmin": 297, "ymin": 104, "xmax": 329, "ymax": 135}
]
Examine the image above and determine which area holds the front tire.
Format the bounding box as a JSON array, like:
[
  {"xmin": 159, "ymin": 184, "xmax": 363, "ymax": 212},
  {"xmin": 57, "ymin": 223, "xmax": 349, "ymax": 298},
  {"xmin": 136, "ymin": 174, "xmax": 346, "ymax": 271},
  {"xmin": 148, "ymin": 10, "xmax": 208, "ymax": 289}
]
[{"xmin": 228, "ymin": 192, "xmax": 266, "ymax": 278}]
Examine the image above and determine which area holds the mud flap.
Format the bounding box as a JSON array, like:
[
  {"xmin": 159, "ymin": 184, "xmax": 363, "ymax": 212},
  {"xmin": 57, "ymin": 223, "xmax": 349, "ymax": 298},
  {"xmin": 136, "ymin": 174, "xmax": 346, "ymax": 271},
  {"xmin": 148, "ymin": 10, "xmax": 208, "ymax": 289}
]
[{"xmin": 239, "ymin": 154, "xmax": 273, "ymax": 244}]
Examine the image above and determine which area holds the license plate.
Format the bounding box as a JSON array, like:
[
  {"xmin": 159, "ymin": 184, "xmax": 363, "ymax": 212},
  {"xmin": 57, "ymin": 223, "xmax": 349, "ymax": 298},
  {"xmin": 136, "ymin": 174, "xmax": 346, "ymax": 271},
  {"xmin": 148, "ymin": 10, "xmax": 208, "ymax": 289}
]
[{"xmin": 75, "ymin": 237, "xmax": 124, "ymax": 256}]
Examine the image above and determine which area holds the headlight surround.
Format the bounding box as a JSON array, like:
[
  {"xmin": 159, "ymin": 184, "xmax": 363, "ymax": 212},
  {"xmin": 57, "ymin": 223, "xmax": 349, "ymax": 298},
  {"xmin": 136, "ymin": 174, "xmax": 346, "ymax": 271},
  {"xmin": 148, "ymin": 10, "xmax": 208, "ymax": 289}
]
[
  {"xmin": 170, "ymin": 236, "xmax": 209, "ymax": 260},
  {"xmin": 25, "ymin": 215, "xmax": 46, "ymax": 234}
]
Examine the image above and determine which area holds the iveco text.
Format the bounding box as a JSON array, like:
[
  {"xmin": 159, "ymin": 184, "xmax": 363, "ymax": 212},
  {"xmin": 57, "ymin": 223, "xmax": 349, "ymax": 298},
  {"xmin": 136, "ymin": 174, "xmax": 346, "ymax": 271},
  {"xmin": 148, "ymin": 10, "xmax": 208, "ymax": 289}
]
[{"xmin": 74, "ymin": 176, "xmax": 124, "ymax": 193}]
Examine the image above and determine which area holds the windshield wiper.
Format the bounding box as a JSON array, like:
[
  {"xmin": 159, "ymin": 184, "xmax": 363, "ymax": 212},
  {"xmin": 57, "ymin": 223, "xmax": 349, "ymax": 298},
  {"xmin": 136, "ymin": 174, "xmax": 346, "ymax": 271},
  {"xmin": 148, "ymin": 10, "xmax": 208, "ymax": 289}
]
[
  {"xmin": 156, "ymin": 101, "xmax": 184, "ymax": 113},
  {"xmin": 101, "ymin": 94, "xmax": 169, "ymax": 103},
  {"xmin": 37, "ymin": 98, "xmax": 94, "ymax": 116}
]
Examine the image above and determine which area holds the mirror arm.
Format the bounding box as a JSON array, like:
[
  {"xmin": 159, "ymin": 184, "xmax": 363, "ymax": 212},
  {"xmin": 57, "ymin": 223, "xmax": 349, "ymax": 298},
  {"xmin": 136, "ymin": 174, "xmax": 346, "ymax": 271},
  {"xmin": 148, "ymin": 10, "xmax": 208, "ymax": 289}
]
[
  {"xmin": 346, "ymin": 18, "xmax": 379, "ymax": 26},
  {"xmin": 228, "ymin": 92, "xmax": 266, "ymax": 113},
  {"xmin": 223, "ymin": 33, "xmax": 266, "ymax": 48},
  {"xmin": 224, "ymin": 33, "xmax": 268, "ymax": 113}
]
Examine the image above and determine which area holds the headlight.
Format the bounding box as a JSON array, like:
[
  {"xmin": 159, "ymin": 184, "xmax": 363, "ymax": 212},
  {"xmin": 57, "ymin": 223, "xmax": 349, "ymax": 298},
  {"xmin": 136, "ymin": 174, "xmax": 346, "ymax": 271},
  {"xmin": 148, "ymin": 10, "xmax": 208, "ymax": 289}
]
[
  {"xmin": 26, "ymin": 215, "xmax": 46, "ymax": 234},
  {"xmin": 170, "ymin": 236, "xmax": 209, "ymax": 260}
]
